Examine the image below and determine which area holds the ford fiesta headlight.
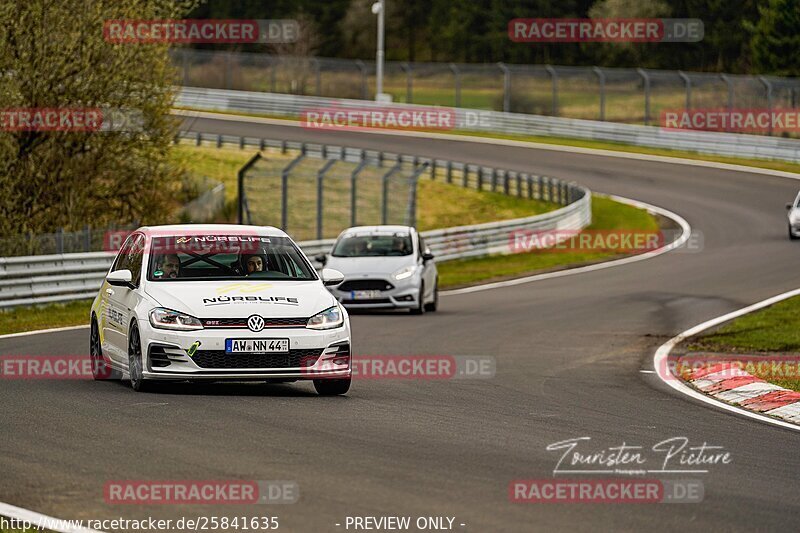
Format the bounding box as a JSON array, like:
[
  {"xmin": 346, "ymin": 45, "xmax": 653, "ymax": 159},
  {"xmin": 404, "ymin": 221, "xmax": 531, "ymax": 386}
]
[
  {"xmin": 307, "ymin": 306, "xmax": 344, "ymax": 330},
  {"xmin": 791, "ymin": 212, "xmax": 800, "ymax": 224},
  {"xmin": 149, "ymin": 308, "xmax": 203, "ymax": 331},
  {"xmin": 393, "ymin": 265, "xmax": 417, "ymax": 281}
]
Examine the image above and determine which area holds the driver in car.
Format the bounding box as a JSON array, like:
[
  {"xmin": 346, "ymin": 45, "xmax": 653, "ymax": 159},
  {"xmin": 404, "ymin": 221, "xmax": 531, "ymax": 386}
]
[
  {"xmin": 240, "ymin": 253, "xmax": 268, "ymax": 275},
  {"xmin": 154, "ymin": 254, "xmax": 181, "ymax": 279}
]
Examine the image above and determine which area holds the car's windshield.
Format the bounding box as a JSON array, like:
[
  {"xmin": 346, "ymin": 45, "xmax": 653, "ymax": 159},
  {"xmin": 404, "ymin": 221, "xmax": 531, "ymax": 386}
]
[
  {"xmin": 331, "ymin": 232, "xmax": 413, "ymax": 257},
  {"xmin": 146, "ymin": 235, "xmax": 317, "ymax": 281}
]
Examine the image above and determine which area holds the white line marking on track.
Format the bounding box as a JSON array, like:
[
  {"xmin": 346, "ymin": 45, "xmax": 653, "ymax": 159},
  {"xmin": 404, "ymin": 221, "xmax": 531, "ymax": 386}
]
[
  {"xmin": 0, "ymin": 324, "xmax": 88, "ymax": 340},
  {"xmin": 653, "ymin": 287, "xmax": 800, "ymax": 432},
  {"xmin": 0, "ymin": 501, "xmax": 104, "ymax": 533},
  {"xmin": 441, "ymin": 193, "xmax": 691, "ymax": 295}
]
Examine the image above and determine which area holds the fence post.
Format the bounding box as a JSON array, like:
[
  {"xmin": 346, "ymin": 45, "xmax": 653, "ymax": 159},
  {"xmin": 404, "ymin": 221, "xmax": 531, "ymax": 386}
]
[
  {"xmin": 720, "ymin": 74, "xmax": 734, "ymax": 113},
  {"xmin": 381, "ymin": 160, "xmax": 402, "ymax": 224},
  {"xmin": 237, "ymin": 152, "xmax": 262, "ymax": 224},
  {"xmin": 85, "ymin": 225, "xmax": 91, "ymax": 252},
  {"xmin": 498, "ymin": 62, "xmax": 511, "ymax": 113},
  {"xmin": 678, "ymin": 70, "xmax": 691, "ymax": 111},
  {"xmin": 312, "ymin": 58, "xmax": 322, "ymax": 96},
  {"xmin": 477, "ymin": 167, "xmax": 484, "ymax": 191},
  {"xmin": 491, "ymin": 168, "xmax": 497, "ymax": 192},
  {"xmin": 446, "ymin": 160, "xmax": 453, "ymax": 183},
  {"xmin": 225, "ymin": 51, "xmax": 232, "ymax": 90},
  {"xmin": 759, "ymin": 76, "xmax": 774, "ymax": 136},
  {"xmin": 463, "ymin": 164, "xmax": 469, "ymax": 188},
  {"xmin": 503, "ymin": 170, "xmax": 509, "ymax": 195},
  {"xmin": 637, "ymin": 68, "xmax": 651, "ymax": 125},
  {"xmin": 351, "ymin": 153, "xmax": 367, "ymax": 226},
  {"xmin": 401, "ymin": 62, "xmax": 413, "ymax": 103},
  {"xmin": 449, "ymin": 63, "xmax": 461, "ymax": 108},
  {"xmin": 593, "ymin": 67, "xmax": 606, "ymax": 121},
  {"xmin": 317, "ymin": 159, "xmax": 336, "ymax": 239},
  {"xmin": 355, "ymin": 60, "xmax": 368, "ymax": 100},
  {"xmin": 56, "ymin": 228, "xmax": 64, "ymax": 254},
  {"xmin": 545, "ymin": 65, "xmax": 558, "ymax": 116},
  {"xmin": 516, "ymin": 172, "xmax": 522, "ymax": 197},
  {"xmin": 280, "ymin": 154, "xmax": 306, "ymax": 230},
  {"xmin": 527, "ymin": 175, "xmax": 533, "ymax": 200}
]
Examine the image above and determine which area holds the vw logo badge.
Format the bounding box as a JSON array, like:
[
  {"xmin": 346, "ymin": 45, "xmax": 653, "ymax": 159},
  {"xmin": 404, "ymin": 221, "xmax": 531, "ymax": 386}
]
[{"xmin": 247, "ymin": 315, "xmax": 265, "ymax": 332}]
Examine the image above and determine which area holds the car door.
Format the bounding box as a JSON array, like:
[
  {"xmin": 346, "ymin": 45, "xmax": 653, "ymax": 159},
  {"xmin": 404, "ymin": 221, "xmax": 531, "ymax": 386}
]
[
  {"xmin": 101, "ymin": 236, "xmax": 133, "ymax": 361},
  {"xmin": 106, "ymin": 233, "xmax": 145, "ymax": 365},
  {"xmin": 417, "ymin": 233, "xmax": 436, "ymax": 301}
]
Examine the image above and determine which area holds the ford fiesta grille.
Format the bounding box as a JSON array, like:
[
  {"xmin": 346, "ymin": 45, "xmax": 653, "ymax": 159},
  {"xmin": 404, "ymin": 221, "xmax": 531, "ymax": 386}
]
[
  {"xmin": 337, "ymin": 279, "xmax": 394, "ymax": 292},
  {"xmin": 190, "ymin": 349, "xmax": 324, "ymax": 369},
  {"xmin": 201, "ymin": 317, "xmax": 308, "ymax": 328}
]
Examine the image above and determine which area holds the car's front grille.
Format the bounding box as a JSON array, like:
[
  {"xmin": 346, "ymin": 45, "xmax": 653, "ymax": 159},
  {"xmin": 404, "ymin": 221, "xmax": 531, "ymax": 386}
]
[
  {"xmin": 201, "ymin": 317, "xmax": 308, "ymax": 328},
  {"xmin": 338, "ymin": 279, "xmax": 394, "ymax": 292},
  {"xmin": 341, "ymin": 298, "xmax": 392, "ymax": 305},
  {"xmin": 190, "ymin": 349, "xmax": 323, "ymax": 369}
]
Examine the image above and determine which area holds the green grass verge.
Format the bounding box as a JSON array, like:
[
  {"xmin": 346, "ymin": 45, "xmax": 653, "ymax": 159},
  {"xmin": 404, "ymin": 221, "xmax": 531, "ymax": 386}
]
[
  {"xmin": 437, "ymin": 195, "xmax": 659, "ymax": 288},
  {"xmin": 688, "ymin": 296, "xmax": 800, "ymax": 391},
  {"xmin": 0, "ymin": 299, "xmax": 91, "ymax": 336}
]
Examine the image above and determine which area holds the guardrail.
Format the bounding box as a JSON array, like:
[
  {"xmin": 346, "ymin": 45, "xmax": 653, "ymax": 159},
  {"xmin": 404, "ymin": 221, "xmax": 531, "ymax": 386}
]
[
  {"xmin": 0, "ymin": 192, "xmax": 589, "ymax": 309},
  {"xmin": 177, "ymin": 87, "xmax": 800, "ymax": 163},
  {"xmin": 1, "ymin": 133, "xmax": 590, "ymax": 309}
]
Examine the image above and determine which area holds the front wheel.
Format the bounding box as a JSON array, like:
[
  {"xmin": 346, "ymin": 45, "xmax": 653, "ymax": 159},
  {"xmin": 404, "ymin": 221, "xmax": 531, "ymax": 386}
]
[
  {"xmin": 424, "ymin": 280, "xmax": 438, "ymax": 312},
  {"xmin": 128, "ymin": 324, "xmax": 153, "ymax": 392},
  {"xmin": 410, "ymin": 282, "xmax": 426, "ymax": 315},
  {"xmin": 313, "ymin": 378, "xmax": 351, "ymax": 396},
  {"xmin": 90, "ymin": 319, "xmax": 120, "ymax": 380}
]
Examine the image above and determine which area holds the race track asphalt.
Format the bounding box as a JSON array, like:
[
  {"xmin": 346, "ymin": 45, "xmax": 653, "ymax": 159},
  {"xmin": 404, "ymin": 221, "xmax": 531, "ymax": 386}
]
[{"xmin": 2, "ymin": 115, "xmax": 799, "ymax": 531}]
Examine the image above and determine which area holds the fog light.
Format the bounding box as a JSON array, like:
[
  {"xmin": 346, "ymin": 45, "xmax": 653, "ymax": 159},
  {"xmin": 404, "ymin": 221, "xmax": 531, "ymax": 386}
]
[{"xmin": 396, "ymin": 295, "xmax": 414, "ymax": 301}]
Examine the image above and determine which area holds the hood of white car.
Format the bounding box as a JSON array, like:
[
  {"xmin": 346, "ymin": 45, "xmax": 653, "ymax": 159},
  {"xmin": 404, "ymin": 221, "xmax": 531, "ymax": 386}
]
[
  {"xmin": 325, "ymin": 255, "xmax": 415, "ymax": 277},
  {"xmin": 144, "ymin": 280, "xmax": 336, "ymax": 318}
]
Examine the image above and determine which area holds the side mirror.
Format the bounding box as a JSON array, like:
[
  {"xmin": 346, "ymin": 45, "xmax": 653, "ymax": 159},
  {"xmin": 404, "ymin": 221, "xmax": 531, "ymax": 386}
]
[
  {"xmin": 314, "ymin": 253, "xmax": 328, "ymax": 266},
  {"xmin": 321, "ymin": 268, "xmax": 345, "ymax": 287},
  {"xmin": 422, "ymin": 252, "xmax": 435, "ymax": 262},
  {"xmin": 106, "ymin": 269, "xmax": 133, "ymax": 287},
  {"xmin": 787, "ymin": 203, "xmax": 793, "ymax": 211}
]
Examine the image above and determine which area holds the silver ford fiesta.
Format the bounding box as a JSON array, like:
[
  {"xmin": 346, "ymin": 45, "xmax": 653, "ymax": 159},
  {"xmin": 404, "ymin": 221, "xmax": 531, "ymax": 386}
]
[{"xmin": 318, "ymin": 225, "xmax": 438, "ymax": 314}]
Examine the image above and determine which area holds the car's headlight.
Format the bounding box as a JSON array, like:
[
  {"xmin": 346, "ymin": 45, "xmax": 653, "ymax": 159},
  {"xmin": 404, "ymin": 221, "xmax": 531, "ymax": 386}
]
[
  {"xmin": 307, "ymin": 306, "xmax": 344, "ymax": 330},
  {"xmin": 149, "ymin": 308, "xmax": 203, "ymax": 331},
  {"xmin": 791, "ymin": 212, "xmax": 800, "ymax": 223},
  {"xmin": 393, "ymin": 265, "xmax": 417, "ymax": 280}
]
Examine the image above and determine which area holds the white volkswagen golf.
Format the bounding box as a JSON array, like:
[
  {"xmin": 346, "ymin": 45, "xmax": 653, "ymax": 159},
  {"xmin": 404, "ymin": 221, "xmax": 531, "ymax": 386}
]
[{"xmin": 89, "ymin": 224, "xmax": 352, "ymax": 395}]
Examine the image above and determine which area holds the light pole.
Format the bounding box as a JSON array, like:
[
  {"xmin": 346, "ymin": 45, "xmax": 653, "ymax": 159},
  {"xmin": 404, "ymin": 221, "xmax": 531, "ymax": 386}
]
[{"xmin": 371, "ymin": 0, "xmax": 388, "ymax": 102}]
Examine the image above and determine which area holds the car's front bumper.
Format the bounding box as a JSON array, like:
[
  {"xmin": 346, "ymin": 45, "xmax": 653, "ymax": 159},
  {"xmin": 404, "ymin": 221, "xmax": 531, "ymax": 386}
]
[
  {"xmin": 331, "ymin": 277, "xmax": 421, "ymax": 310},
  {"xmin": 138, "ymin": 319, "xmax": 351, "ymax": 380}
]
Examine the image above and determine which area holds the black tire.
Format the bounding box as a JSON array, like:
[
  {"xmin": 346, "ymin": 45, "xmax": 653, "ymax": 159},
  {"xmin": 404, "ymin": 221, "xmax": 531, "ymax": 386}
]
[
  {"xmin": 313, "ymin": 378, "xmax": 351, "ymax": 395},
  {"xmin": 790, "ymin": 225, "xmax": 799, "ymax": 240},
  {"xmin": 90, "ymin": 318, "xmax": 120, "ymax": 380},
  {"xmin": 410, "ymin": 282, "xmax": 426, "ymax": 315},
  {"xmin": 424, "ymin": 280, "xmax": 438, "ymax": 312},
  {"xmin": 128, "ymin": 324, "xmax": 153, "ymax": 392}
]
